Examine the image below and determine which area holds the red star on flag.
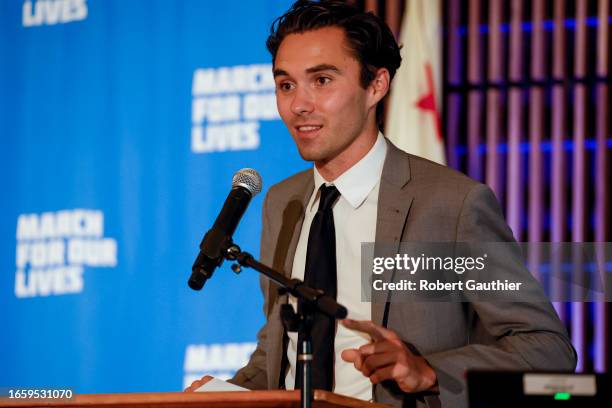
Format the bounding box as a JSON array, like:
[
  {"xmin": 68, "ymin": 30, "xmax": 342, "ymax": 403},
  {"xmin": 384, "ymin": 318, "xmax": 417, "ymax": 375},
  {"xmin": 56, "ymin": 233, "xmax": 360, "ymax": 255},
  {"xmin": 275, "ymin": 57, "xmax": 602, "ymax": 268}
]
[{"xmin": 415, "ymin": 63, "xmax": 443, "ymax": 141}]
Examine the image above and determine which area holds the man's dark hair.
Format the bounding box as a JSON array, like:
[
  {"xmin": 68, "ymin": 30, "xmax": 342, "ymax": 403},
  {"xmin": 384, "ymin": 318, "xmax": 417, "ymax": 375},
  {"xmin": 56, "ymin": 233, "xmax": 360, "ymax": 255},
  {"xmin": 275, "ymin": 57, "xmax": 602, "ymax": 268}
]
[{"xmin": 266, "ymin": 0, "xmax": 402, "ymax": 127}]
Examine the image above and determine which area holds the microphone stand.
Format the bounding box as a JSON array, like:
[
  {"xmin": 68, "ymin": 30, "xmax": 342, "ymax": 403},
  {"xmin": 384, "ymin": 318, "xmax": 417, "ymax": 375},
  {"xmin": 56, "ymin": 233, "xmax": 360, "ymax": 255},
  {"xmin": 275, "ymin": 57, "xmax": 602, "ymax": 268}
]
[{"xmin": 223, "ymin": 242, "xmax": 347, "ymax": 408}]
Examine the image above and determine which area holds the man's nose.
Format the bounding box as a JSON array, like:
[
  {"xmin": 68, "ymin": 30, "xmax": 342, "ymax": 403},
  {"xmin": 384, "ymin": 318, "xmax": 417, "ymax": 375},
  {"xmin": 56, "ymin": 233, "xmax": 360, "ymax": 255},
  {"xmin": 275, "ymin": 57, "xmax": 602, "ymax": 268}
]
[{"xmin": 290, "ymin": 87, "xmax": 315, "ymax": 115}]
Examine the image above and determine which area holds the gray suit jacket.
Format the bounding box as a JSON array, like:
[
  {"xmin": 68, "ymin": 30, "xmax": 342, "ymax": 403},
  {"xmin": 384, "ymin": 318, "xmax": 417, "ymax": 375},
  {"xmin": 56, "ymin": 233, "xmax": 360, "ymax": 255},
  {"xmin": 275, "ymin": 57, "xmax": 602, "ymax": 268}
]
[{"xmin": 229, "ymin": 141, "xmax": 576, "ymax": 407}]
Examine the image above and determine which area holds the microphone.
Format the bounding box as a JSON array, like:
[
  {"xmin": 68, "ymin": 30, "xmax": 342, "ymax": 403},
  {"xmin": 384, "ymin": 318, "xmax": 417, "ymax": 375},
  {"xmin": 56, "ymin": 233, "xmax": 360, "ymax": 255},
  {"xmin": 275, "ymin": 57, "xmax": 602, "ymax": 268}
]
[{"xmin": 188, "ymin": 168, "xmax": 263, "ymax": 290}]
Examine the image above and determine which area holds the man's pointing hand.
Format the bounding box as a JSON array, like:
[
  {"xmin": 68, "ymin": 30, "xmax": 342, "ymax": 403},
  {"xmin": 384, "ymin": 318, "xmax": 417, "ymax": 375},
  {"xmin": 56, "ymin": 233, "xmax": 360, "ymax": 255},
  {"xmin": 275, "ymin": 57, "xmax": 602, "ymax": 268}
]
[{"xmin": 340, "ymin": 319, "xmax": 438, "ymax": 393}]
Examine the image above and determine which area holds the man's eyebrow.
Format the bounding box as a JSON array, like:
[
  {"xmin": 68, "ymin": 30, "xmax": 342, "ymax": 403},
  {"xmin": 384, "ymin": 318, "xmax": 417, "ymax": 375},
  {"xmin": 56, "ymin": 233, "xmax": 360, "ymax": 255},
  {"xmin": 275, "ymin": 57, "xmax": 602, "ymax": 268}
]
[
  {"xmin": 273, "ymin": 64, "xmax": 342, "ymax": 78},
  {"xmin": 306, "ymin": 64, "xmax": 342, "ymax": 74},
  {"xmin": 273, "ymin": 68, "xmax": 289, "ymax": 77}
]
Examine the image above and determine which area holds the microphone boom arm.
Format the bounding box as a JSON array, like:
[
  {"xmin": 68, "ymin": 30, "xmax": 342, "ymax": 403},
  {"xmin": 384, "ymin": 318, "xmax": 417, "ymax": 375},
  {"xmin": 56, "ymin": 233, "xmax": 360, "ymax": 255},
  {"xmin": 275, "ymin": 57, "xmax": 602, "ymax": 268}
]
[{"xmin": 225, "ymin": 243, "xmax": 348, "ymax": 319}]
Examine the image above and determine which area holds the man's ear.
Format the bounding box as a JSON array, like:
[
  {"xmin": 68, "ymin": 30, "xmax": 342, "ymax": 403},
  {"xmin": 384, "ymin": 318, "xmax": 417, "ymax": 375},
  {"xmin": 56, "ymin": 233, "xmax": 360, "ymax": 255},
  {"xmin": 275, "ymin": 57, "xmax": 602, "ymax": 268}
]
[{"xmin": 367, "ymin": 67, "xmax": 391, "ymax": 108}]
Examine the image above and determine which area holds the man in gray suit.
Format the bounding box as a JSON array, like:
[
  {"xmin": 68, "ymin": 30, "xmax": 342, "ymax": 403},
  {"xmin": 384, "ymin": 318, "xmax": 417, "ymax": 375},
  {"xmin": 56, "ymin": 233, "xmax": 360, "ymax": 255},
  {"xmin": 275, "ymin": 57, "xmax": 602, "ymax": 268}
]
[{"xmin": 187, "ymin": 1, "xmax": 576, "ymax": 406}]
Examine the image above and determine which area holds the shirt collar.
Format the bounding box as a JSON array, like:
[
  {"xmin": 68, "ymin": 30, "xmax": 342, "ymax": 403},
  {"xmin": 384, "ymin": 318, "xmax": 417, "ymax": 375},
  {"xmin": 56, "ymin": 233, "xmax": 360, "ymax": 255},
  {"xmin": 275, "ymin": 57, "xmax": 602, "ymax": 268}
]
[{"xmin": 311, "ymin": 132, "xmax": 387, "ymax": 210}]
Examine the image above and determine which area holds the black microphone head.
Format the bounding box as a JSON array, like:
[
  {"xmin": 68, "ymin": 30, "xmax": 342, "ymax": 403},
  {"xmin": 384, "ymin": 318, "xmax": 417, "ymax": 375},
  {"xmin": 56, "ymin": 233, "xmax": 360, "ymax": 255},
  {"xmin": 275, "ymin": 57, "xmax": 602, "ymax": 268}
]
[{"xmin": 232, "ymin": 168, "xmax": 262, "ymax": 196}]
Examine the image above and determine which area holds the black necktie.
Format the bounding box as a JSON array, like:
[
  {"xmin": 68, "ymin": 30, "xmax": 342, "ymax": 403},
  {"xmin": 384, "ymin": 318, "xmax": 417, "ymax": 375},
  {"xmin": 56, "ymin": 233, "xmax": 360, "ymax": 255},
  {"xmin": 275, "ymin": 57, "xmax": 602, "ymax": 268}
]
[{"xmin": 296, "ymin": 184, "xmax": 341, "ymax": 391}]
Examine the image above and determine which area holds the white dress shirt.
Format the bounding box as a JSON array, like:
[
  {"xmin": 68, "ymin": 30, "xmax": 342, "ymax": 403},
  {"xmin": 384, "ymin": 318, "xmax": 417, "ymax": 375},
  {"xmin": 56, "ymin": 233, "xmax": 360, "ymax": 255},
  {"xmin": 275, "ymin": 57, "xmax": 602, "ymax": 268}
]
[{"xmin": 285, "ymin": 133, "xmax": 387, "ymax": 401}]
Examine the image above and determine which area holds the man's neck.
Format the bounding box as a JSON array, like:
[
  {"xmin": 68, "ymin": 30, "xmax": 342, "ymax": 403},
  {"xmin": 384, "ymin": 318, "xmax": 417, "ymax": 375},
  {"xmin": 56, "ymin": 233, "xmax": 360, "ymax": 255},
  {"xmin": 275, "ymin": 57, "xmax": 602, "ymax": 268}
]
[{"xmin": 314, "ymin": 126, "xmax": 379, "ymax": 182}]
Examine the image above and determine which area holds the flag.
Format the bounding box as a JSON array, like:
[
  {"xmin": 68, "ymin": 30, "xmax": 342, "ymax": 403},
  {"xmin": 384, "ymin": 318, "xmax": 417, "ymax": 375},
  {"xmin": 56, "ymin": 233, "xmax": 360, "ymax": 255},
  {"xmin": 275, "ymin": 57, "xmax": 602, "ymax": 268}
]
[{"xmin": 385, "ymin": 0, "xmax": 446, "ymax": 165}]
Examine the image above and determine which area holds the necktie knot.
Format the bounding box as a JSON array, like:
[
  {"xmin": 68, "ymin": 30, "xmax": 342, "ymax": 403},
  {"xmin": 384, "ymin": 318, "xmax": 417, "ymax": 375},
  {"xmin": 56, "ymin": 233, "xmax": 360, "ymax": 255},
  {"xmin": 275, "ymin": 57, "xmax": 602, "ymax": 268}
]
[{"xmin": 317, "ymin": 185, "xmax": 340, "ymax": 213}]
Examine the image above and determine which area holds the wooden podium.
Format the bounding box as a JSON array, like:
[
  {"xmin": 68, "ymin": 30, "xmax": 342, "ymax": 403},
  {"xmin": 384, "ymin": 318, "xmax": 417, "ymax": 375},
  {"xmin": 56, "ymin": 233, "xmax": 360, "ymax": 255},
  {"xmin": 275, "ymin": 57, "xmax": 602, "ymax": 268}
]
[{"xmin": 0, "ymin": 390, "xmax": 390, "ymax": 408}]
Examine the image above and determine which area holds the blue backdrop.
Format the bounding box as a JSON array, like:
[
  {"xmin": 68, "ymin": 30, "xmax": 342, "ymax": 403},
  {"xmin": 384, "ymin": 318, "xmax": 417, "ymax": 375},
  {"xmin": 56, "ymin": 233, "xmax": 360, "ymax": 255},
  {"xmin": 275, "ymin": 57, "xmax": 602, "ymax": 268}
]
[{"xmin": 0, "ymin": 0, "xmax": 305, "ymax": 393}]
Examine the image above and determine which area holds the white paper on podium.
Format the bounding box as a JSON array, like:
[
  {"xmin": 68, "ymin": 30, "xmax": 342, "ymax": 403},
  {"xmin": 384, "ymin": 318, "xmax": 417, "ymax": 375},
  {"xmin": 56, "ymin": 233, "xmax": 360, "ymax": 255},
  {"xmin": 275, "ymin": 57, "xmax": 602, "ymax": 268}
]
[{"xmin": 195, "ymin": 377, "xmax": 249, "ymax": 392}]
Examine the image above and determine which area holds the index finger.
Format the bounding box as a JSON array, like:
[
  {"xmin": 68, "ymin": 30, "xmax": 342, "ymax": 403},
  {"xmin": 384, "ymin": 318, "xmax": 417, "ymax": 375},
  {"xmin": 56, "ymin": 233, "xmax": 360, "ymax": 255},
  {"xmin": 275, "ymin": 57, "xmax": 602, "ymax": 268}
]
[{"xmin": 341, "ymin": 319, "xmax": 397, "ymax": 341}]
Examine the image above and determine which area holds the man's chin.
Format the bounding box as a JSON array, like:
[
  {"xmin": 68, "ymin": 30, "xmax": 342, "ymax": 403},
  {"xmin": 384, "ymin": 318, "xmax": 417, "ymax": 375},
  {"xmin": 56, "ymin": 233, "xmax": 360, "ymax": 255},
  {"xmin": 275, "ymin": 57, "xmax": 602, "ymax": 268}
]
[
  {"xmin": 297, "ymin": 149, "xmax": 331, "ymax": 163},
  {"xmin": 296, "ymin": 145, "xmax": 324, "ymax": 163}
]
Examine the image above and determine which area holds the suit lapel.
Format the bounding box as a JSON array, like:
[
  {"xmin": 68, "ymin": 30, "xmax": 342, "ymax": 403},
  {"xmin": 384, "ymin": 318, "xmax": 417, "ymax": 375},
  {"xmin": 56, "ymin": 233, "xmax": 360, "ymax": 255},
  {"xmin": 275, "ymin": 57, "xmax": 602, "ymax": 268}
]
[
  {"xmin": 268, "ymin": 172, "xmax": 313, "ymax": 389},
  {"xmin": 281, "ymin": 175, "xmax": 314, "ymax": 278},
  {"xmin": 372, "ymin": 142, "xmax": 414, "ymax": 326},
  {"xmin": 267, "ymin": 171, "xmax": 314, "ymax": 308}
]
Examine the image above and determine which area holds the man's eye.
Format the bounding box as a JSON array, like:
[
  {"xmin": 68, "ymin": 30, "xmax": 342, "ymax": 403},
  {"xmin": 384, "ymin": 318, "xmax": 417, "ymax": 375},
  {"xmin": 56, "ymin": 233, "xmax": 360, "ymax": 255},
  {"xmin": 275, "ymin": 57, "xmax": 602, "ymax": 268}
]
[
  {"xmin": 316, "ymin": 76, "xmax": 331, "ymax": 86},
  {"xmin": 278, "ymin": 82, "xmax": 294, "ymax": 91}
]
